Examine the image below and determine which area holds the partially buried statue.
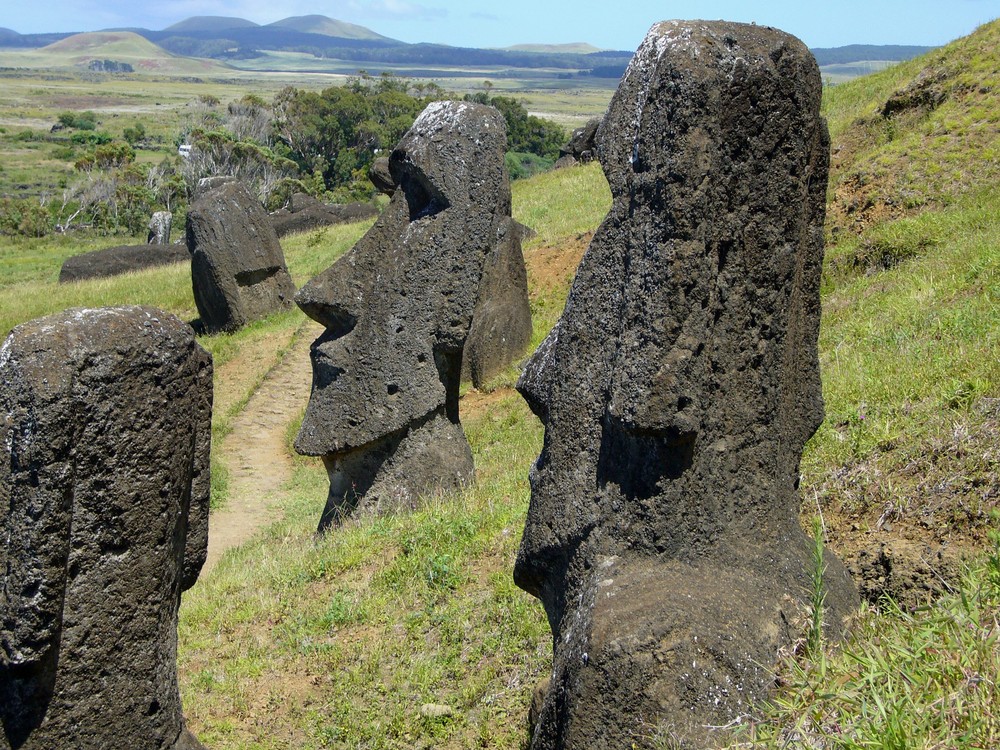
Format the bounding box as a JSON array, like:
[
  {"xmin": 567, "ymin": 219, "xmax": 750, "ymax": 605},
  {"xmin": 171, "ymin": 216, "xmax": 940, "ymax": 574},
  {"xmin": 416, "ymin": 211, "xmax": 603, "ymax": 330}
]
[
  {"xmin": 295, "ymin": 100, "xmax": 530, "ymax": 529},
  {"xmin": 0, "ymin": 306, "xmax": 211, "ymax": 750},
  {"xmin": 515, "ymin": 21, "xmax": 859, "ymax": 749}
]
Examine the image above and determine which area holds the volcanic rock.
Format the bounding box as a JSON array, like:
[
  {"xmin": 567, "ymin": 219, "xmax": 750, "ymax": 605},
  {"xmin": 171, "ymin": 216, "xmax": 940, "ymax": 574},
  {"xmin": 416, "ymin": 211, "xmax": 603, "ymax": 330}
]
[
  {"xmin": 269, "ymin": 193, "xmax": 378, "ymax": 238},
  {"xmin": 148, "ymin": 210, "xmax": 173, "ymax": 245},
  {"xmin": 295, "ymin": 100, "xmax": 529, "ymax": 528},
  {"xmin": 58, "ymin": 242, "xmax": 190, "ymax": 283},
  {"xmin": 557, "ymin": 117, "xmax": 601, "ymax": 166},
  {"xmin": 515, "ymin": 21, "xmax": 859, "ymax": 749},
  {"xmin": 0, "ymin": 305, "xmax": 212, "ymax": 750},
  {"xmin": 186, "ymin": 180, "xmax": 296, "ymax": 333}
]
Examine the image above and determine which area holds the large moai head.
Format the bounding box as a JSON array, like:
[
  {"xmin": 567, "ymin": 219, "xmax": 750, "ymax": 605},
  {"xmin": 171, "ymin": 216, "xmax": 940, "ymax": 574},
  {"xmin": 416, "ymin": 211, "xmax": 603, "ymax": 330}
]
[
  {"xmin": 516, "ymin": 21, "xmax": 858, "ymax": 748},
  {"xmin": 187, "ymin": 180, "xmax": 296, "ymax": 334},
  {"xmin": 0, "ymin": 306, "xmax": 211, "ymax": 750},
  {"xmin": 295, "ymin": 100, "xmax": 527, "ymax": 529}
]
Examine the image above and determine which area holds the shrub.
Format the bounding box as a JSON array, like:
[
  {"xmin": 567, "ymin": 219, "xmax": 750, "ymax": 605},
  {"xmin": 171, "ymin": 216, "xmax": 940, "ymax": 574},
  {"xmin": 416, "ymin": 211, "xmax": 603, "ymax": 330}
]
[
  {"xmin": 57, "ymin": 111, "xmax": 98, "ymax": 130},
  {"xmin": 506, "ymin": 151, "xmax": 555, "ymax": 180},
  {"xmin": 0, "ymin": 197, "xmax": 52, "ymax": 237},
  {"xmin": 70, "ymin": 131, "xmax": 113, "ymax": 147},
  {"xmin": 123, "ymin": 123, "xmax": 146, "ymax": 145}
]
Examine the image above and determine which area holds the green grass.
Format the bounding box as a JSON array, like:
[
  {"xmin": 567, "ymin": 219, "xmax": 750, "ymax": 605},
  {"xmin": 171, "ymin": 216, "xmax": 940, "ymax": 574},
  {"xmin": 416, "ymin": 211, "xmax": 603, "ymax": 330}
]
[
  {"xmin": 179, "ymin": 390, "xmax": 550, "ymax": 749},
  {"xmin": 0, "ymin": 24, "xmax": 998, "ymax": 747},
  {"xmin": 810, "ymin": 184, "xmax": 999, "ymax": 476},
  {"xmin": 727, "ymin": 538, "xmax": 1000, "ymax": 749}
]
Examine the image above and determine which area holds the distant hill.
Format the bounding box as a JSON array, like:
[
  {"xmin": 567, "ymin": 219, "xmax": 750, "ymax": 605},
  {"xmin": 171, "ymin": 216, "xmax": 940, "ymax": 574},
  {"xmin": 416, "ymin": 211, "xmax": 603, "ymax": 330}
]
[
  {"xmin": 268, "ymin": 15, "xmax": 394, "ymax": 42},
  {"xmin": 16, "ymin": 31, "xmax": 234, "ymax": 75},
  {"xmin": 165, "ymin": 16, "xmax": 260, "ymax": 32},
  {"xmin": 504, "ymin": 43, "xmax": 603, "ymax": 54},
  {"xmin": 0, "ymin": 18, "xmax": 937, "ymax": 84}
]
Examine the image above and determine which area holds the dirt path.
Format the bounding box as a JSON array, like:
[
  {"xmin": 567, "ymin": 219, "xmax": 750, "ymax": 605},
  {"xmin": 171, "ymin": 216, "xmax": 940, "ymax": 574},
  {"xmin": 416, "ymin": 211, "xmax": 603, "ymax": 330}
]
[{"xmin": 203, "ymin": 319, "xmax": 323, "ymax": 574}]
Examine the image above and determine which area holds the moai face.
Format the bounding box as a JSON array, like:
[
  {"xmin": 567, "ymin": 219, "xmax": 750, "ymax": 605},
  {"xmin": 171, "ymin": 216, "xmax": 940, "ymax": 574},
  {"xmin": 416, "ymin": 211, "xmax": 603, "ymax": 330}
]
[
  {"xmin": 513, "ymin": 22, "xmax": 858, "ymax": 748},
  {"xmin": 294, "ymin": 101, "xmax": 512, "ymax": 528},
  {"xmin": 0, "ymin": 306, "xmax": 211, "ymax": 750}
]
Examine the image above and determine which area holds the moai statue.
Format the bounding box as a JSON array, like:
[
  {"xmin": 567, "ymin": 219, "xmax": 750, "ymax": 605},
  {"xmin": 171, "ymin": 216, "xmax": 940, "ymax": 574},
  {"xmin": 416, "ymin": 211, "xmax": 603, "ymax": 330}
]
[
  {"xmin": 187, "ymin": 181, "xmax": 296, "ymax": 333},
  {"xmin": 515, "ymin": 21, "xmax": 859, "ymax": 749},
  {"xmin": 148, "ymin": 210, "xmax": 173, "ymax": 245},
  {"xmin": 295, "ymin": 100, "xmax": 528, "ymax": 529},
  {"xmin": 365, "ymin": 141, "xmax": 532, "ymax": 389},
  {"xmin": 1, "ymin": 306, "xmax": 212, "ymax": 750}
]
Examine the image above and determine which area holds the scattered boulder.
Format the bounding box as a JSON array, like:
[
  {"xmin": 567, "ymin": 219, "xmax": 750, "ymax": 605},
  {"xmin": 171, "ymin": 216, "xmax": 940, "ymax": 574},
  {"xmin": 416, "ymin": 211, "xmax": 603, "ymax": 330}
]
[
  {"xmin": 881, "ymin": 68, "xmax": 948, "ymax": 118},
  {"xmin": 269, "ymin": 193, "xmax": 378, "ymax": 238},
  {"xmin": 148, "ymin": 211, "xmax": 173, "ymax": 245},
  {"xmin": 555, "ymin": 117, "xmax": 601, "ymax": 167},
  {"xmin": 0, "ymin": 305, "xmax": 212, "ymax": 750},
  {"xmin": 187, "ymin": 180, "xmax": 296, "ymax": 334},
  {"xmin": 58, "ymin": 242, "xmax": 190, "ymax": 283},
  {"xmin": 295, "ymin": 100, "xmax": 528, "ymax": 529},
  {"xmin": 514, "ymin": 21, "xmax": 858, "ymax": 749}
]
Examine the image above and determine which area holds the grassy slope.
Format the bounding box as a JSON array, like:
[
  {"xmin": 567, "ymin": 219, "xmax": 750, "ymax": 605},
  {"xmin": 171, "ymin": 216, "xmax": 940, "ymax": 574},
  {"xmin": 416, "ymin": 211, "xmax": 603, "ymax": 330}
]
[
  {"xmin": 0, "ymin": 20, "xmax": 995, "ymax": 749},
  {"xmin": 177, "ymin": 25, "xmax": 998, "ymax": 750}
]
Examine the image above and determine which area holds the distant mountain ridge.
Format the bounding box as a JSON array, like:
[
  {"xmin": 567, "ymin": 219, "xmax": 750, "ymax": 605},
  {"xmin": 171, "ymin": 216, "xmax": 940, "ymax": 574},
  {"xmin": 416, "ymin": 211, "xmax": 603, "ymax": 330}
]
[
  {"xmin": 0, "ymin": 17, "xmax": 936, "ymax": 80},
  {"xmin": 269, "ymin": 15, "xmax": 394, "ymax": 42},
  {"xmin": 503, "ymin": 43, "xmax": 603, "ymax": 54},
  {"xmin": 165, "ymin": 16, "xmax": 261, "ymax": 32},
  {"xmin": 812, "ymin": 44, "xmax": 934, "ymax": 65}
]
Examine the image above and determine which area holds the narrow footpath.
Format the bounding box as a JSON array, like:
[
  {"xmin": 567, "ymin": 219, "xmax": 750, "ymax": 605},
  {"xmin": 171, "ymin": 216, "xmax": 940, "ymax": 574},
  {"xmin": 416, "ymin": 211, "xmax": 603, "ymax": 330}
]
[{"xmin": 202, "ymin": 320, "xmax": 323, "ymax": 573}]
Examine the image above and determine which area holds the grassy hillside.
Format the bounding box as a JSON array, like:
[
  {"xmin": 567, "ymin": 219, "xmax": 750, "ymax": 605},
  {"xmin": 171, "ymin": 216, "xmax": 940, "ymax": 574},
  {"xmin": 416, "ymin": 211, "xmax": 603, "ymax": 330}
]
[
  {"xmin": 824, "ymin": 19, "xmax": 1000, "ymax": 235},
  {"xmin": 0, "ymin": 19, "xmax": 996, "ymax": 750},
  {"xmin": 0, "ymin": 31, "xmax": 234, "ymax": 74}
]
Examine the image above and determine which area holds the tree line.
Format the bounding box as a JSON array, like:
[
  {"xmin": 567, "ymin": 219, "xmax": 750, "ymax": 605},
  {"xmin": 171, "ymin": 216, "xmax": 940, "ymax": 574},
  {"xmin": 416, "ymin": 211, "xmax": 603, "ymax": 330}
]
[{"xmin": 0, "ymin": 73, "xmax": 567, "ymax": 237}]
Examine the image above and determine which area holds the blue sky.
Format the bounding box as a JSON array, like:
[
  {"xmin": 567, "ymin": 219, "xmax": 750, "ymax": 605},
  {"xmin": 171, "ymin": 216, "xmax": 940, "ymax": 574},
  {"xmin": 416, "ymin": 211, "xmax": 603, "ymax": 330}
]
[{"xmin": 3, "ymin": 0, "xmax": 998, "ymax": 50}]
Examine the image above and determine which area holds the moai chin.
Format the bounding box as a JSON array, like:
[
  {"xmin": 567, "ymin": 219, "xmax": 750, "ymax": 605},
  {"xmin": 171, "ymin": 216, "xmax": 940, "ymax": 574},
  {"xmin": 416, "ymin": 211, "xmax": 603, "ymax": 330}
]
[
  {"xmin": 0, "ymin": 306, "xmax": 212, "ymax": 750},
  {"xmin": 294, "ymin": 100, "xmax": 529, "ymax": 529},
  {"xmin": 515, "ymin": 21, "xmax": 859, "ymax": 749}
]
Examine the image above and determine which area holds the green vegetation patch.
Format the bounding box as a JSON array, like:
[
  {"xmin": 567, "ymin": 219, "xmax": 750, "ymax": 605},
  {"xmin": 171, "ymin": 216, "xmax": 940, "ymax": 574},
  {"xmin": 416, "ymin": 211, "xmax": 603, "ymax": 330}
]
[{"xmin": 179, "ymin": 389, "xmax": 549, "ymax": 749}]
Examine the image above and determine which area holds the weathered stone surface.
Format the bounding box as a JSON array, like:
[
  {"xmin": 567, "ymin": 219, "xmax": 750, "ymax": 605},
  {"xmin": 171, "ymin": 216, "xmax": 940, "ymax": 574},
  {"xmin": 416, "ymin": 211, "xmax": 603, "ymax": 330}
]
[
  {"xmin": 58, "ymin": 243, "xmax": 190, "ymax": 283},
  {"xmin": 269, "ymin": 193, "xmax": 378, "ymax": 238},
  {"xmin": 194, "ymin": 175, "xmax": 235, "ymax": 196},
  {"xmin": 515, "ymin": 21, "xmax": 858, "ymax": 749},
  {"xmin": 187, "ymin": 181, "xmax": 296, "ymax": 333},
  {"xmin": 0, "ymin": 305, "xmax": 212, "ymax": 750},
  {"xmin": 148, "ymin": 210, "xmax": 173, "ymax": 245},
  {"xmin": 461, "ymin": 216, "xmax": 532, "ymax": 386},
  {"xmin": 368, "ymin": 156, "xmax": 395, "ymax": 196},
  {"xmin": 296, "ymin": 100, "xmax": 527, "ymax": 528},
  {"xmin": 363, "ymin": 133, "xmax": 532, "ymax": 388}
]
